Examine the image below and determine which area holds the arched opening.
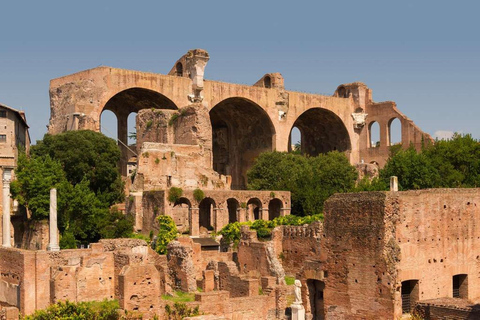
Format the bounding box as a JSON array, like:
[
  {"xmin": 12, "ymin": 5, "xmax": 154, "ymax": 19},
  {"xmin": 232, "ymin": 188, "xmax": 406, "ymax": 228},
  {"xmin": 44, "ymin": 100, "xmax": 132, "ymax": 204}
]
[
  {"xmin": 103, "ymin": 88, "xmax": 177, "ymax": 175},
  {"xmin": 264, "ymin": 76, "xmax": 271, "ymax": 88},
  {"xmin": 268, "ymin": 198, "xmax": 283, "ymax": 220},
  {"xmin": 173, "ymin": 197, "xmax": 191, "ymax": 233},
  {"xmin": 388, "ymin": 118, "xmax": 402, "ymax": 146},
  {"xmin": 307, "ymin": 279, "xmax": 325, "ymax": 320},
  {"xmin": 401, "ymin": 280, "xmax": 419, "ymax": 314},
  {"xmin": 100, "ymin": 109, "xmax": 118, "ymax": 141},
  {"xmin": 290, "ymin": 108, "xmax": 351, "ymax": 156},
  {"xmin": 199, "ymin": 197, "xmax": 216, "ymax": 233},
  {"xmin": 369, "ymin": 121, "xmax": 380, "ymax": 148},
  {"xmin": 337, "ymin": 86, "xmax": 347, "ymax": 98},
  {"xmin": 210, "ymin": 98, "xmax": 275, "ymax": 189},
  {"xmin": 175, "ymin": 62, "xmax": 183, "ymax": 77},
  {"xmin": 227, "ymin": 198, "xmax": 239, "ymax": 224},
  {"xmin": 247, "ymin": 198, "xmax": 262, "ymax": 221},
  {"xmin": 288, "ymin": 126, "xmax": 302, "ymax": 153},
  {"xmin": 127, "ymin": 112, "xmax": 137, "ymax": 145}
]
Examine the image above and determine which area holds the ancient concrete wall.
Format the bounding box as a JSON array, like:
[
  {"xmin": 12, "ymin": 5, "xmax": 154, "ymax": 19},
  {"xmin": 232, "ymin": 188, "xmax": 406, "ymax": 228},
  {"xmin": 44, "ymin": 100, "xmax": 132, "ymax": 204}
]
[
  {"xmin": 393, "ymin": 189, "xmax": 480, "ymax": 305},
  {"xmin": 193, "ymin": 290, "xmax": 278, "ymax": 320},
  {"xmin": 0, "ymin": 249, "xmax": 24, "ymax": 310},
  {"xmin": 0, "ymin": 239, "xmax": 159, "ymax": 316},
  {"xmin": 237, "ymin": 226, "xmax": 285, "ymax": 281},
  {"xmin": 277, "ymin": 222, "xmax": 323, "ymax": 275},
  {"xmin": 141, "ymin": 191, "xmax": 166, "ymax": 234},
  {"xmin": 131, "ymin": 189, "xmax": 290, "ymax": 236},
  {"xmin": 323, "ymin": 192, "xmax": 397, "ymax": 320},
  {"xmin": 118, "ymin": 264, "xmax": 161, "ymax": 315},
  {"xmin": 167, "ymin": 239, "xmax": 197, "ymax": 292},
  {"xmin": 415, "ymin": 299, "xmax": 480, "ymax": 320},
  {"xmin": 322, "ymin": 189, "xmax": 480, "ymax": 319},
  {"xmin": 361, "ymin": 101, "xmax": 432, "ymax": 167},
  {"xmin": 48, "ymin": 51, "xmax": 430, "ymax": 177}
]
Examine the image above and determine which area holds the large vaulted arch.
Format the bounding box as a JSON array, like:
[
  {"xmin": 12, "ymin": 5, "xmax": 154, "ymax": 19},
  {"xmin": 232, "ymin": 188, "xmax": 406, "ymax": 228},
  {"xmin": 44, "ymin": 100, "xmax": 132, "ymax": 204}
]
[
  {"xmin": 289, "ymin": 108, "xmax": 351, "ymax": 156},
  {"xmin": 210, "ymin": 98, "xmax": 275, "ymax": 190},
  {"xmin": 101, "ymin": 87, "xmax": 178, "ymax": 175}
]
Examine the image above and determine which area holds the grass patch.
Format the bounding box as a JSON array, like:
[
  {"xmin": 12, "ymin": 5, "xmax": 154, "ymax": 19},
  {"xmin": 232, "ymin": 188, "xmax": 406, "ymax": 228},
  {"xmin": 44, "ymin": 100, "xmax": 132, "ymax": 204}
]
[
  {"xmin": 161, "ymin": 290, "xmax": 195, "ymax": 303},
  {"xmin": 285, "ymin": 276, "xmax": 295, "ymax": 286}
]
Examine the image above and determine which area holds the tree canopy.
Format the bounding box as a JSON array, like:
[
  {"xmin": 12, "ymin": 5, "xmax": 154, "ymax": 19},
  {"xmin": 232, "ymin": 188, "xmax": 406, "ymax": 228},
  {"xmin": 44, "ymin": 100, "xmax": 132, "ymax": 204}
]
[
  {"xmin": 247, "ymin": 151, "xmax": 357, "ymax": 215},
  {"xmin": 32, "ymin": 130, "xmax": 124, "ymax": 206},
  {"xmin": 368, "ymin": 133, "xmax": 480, "ymax": 190},
  {"xmin": 11, "ymin": 130, "xmax": 131, "ymax": 248}
]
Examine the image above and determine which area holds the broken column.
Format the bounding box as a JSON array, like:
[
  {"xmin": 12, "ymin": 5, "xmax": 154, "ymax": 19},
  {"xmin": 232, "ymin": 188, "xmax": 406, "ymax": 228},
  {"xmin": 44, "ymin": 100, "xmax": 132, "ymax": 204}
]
[
  {"xmin": 390, "ymin": 176, "xmax": 398, "ymax": 192},
  {"xmin": 2, "ymin": 167, "xmax": 12, "ymax": 248},
  {"xmin": 47, "ymin": 188, "xmax": 60, "ymax": 251}
]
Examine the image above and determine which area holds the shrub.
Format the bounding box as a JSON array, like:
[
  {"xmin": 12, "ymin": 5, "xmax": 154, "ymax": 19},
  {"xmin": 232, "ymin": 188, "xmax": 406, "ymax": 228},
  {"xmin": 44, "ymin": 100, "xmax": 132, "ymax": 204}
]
[
  {"xmin": 168, "ymin": 187, "xmax": 183, "ymax": 203},
  {"xmin": 165, "ymin": 302, "xmax": 200, "ymax": 320},
  {"xmin": 193, "ymin": 188, "xmax": 205, "ymax": 202},
  {"xmin": 155, "ymin": 215, "xmax": 178, "ymax": 254},
  {"xmin": 168, "ymin": 113, "xmax": 180, "ymax": 126},
  {"xmin": 24, "ymin": 299, "xmax": 120, "ymax": 320}
]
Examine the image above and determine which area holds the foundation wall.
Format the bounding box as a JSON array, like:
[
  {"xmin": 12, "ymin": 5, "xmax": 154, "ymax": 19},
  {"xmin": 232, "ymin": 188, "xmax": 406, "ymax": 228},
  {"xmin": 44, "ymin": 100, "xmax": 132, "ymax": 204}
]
[
  {"xmin": 394, "ymin": 189, "xmax": 480, "ymax": 304},
  {"xmin": 323, "ymin": 192, "xmax": 397, "ymax": 320}
]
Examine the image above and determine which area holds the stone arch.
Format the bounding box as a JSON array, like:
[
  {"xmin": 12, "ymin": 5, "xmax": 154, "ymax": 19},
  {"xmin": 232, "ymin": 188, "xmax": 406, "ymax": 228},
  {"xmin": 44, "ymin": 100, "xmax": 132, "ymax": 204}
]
[
  {"xmin": 337, "ymin": 86, "xmax": 347, "ymax": 98},
  {"xmin": 288, "ymin": 126, "xmax": 302, "ymax": 153},
  {"xmin": 264, "ymin": 76, "xmax": 271, "ymax": 88},
  {"xmin": 268, "ymin": 198, "xmax": 283, "ymax": 220},
  {"xmin": 227, "ymin": 198, "xmax": 240, "ymax": 223},
  {"xmin": 199, "ymin": 197, "xmax": 216, "ymax": 233},
  {"xmin": 102, "ymin": 87, "xmax": 178, "ymax": 175},
  {"xmin": 291, "ymin": 108, "xmax": 351, "ymax": 156},
  {"xmin": 172, "ymin": 197, "xmax": 191, "ymax": 233},
  {"xmin": 210, "ymin": 97, "xmax": 276, "ymax": 190},
  {"xmin": 369, "ymin": 121, "xmax": 380, "ymax": 148},
  {"xmin": 247, "ymin": 198, "xmax": 262, "ymax": 221},
  {"xmin": 175, "ymin": 62, "xmax": 183, "ymax": 77},
  {"xmin": 388, "ymin": 117, "xmax": 402, "ymax": 146},
  {"xmin": 100, "ymin": 109, "xmax": 118, "ymax": 140}
]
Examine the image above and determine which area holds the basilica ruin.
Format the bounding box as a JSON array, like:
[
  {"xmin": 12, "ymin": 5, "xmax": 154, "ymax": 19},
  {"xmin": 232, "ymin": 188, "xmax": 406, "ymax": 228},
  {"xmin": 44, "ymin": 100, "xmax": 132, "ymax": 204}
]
[
  {"xmin": 0, "ymin": 49, "xmax": 477, "ymax": 319},
  {"xmin": 46, "ymin": 48, "xmax": 430, "ymax": 237}
]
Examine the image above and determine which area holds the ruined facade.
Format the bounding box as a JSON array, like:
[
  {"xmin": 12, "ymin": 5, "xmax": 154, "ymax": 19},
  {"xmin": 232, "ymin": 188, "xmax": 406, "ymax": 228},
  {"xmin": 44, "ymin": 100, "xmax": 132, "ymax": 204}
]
[
  {"xmin": 48, "ymin": 49, "xmax": 429, "ymax": 175},
  {"xmin": 46, "ymin": 49, "xmax": 430, "ymax": 238},
  {"xmin": 0, "ymin": 188, "xmax": 479, "ymax": 319}
]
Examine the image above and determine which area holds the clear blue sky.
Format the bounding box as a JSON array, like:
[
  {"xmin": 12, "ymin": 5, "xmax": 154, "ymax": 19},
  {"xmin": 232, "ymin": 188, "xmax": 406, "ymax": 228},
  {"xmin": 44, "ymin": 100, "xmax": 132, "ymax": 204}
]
[{"xmin": 1, "ymin": 0, "xmax": 479, "ymax": 144}]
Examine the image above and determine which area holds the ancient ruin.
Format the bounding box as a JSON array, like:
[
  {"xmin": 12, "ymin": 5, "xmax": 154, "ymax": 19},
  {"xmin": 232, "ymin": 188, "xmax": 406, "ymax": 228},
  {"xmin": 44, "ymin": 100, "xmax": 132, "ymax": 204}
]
[
  {"xmin": 0, "ymin": 188, "xmax": 479, "ymax": 319},
  {"xmin": 46, "ymin": 48, "xmax": 430, "ymax": 238},
  {"xmin": 1, "ymin": 49, "xmax": 475, "ymax": 319}
]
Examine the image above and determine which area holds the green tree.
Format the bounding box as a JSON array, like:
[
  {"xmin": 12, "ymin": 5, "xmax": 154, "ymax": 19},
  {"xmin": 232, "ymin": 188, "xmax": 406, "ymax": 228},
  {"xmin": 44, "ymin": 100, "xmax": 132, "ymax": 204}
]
[
  {"xmin": 247, "ymin": 151, "xmax": 311, "ymax": 215},
  {"xmin": 32, "ymin": 130, "xmax": 124, "ymax": 206},
  {"xmin": 247, "ymin": 151, "xmax": 357, "ymax": 215},
  {"xmin": 156, "ymin": 215, "xmax": 178, "ymax": 254},
  {"xmin": 10, "ymin": 153, "xmax": 70, "ymax": 220},
  {"xmin": 376, "ymin": 133, "xmax": 480, "ymax": 190}
]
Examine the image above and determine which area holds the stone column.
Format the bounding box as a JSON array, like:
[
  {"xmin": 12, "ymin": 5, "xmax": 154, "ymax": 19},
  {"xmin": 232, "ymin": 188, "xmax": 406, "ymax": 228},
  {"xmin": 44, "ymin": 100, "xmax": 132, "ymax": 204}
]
[
  {"xmin": 47, "ymin": 188, "xmax": 60, "ymax": 251},
  {"xmin": 2, "ymin": 167, "xmax": 12, "ymax": 248},
  {"xmin": 390, "ymin": 176, "xmax": 398, "ymax": 192},
  {"xmin": 190, "ymin": 207, "xmax": 199, "ymax": 237}
]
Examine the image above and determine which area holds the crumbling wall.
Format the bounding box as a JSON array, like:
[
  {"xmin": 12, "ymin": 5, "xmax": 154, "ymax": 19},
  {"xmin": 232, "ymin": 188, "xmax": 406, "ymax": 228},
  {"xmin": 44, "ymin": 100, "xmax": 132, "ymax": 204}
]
[
  {"xmin": 167, "ymin": 239, "xmax": 197, "ymax": 292},
  {"xmin": 414, "ymin": 298, "xmax": 480, "ymax": 320},
  {"xmin": 277, "ymin": 222, "xmax": 323, "ymax": 274},
  {"xmin": 141, "ymin": 191, "xmax": 165, "ymax": 235},
  {"xmin": 394, "ymin": 189, "xmax": 480, "ymax": 305},
  {"xmin": 118, "ymin": 264, "xmax": 161, "ymax": 315},
  {"xmin": 0, "ymin": 249, "xmax": 24, "ymax": 309},
  {"xmin": 237, "ymin": 226, "xmax": 285, "ymax": 282},
  {"xmin": 323, "ymin": 192, "xmax": 398, "ymax": 320}
]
